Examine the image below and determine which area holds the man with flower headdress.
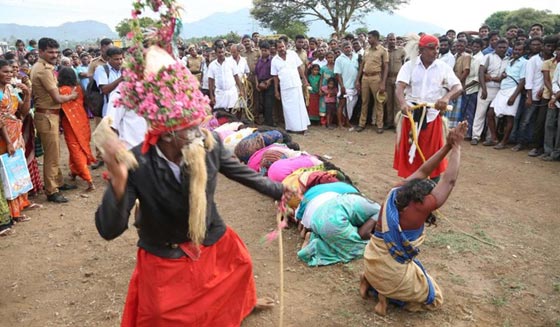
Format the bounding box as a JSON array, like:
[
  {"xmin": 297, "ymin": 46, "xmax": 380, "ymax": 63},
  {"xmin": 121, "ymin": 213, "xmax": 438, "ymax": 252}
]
[
  {"xmin": 393, "ymin": 34, "xmax": 463, "ymax": 180},
  {"xmin": 95, "ymin": 1, "xmax": 288, "ymax": 326}
]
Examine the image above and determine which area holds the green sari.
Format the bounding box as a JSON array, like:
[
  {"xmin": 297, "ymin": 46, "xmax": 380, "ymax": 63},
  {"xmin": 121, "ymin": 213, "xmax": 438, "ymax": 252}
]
[
  {"xmin": 297, "ymin": 193, "xmax": 380, "ymax": 266},
  {"xmin": 0, "ymin": 187, "xmax": 12, "ymax": 231}
]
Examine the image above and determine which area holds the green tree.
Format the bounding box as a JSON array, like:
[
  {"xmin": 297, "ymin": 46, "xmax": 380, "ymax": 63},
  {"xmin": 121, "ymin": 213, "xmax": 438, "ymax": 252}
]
[
  {"xmin": 484, "ymin": 8, "xmax": 560, "ymax": 35},
  {"xmin": 251, "ymin": 0, "xmax": 409, "ymax": 36},
  {"xmin": 277, "ymin": 22, "xmax": 309, "ymax": 40},
  {"xmin": 484, "ymin": 11, "xmax": 509, "ymax": 31},
  {"xmin": 353, "ymin": 27, "xmax": 369, "ymax": 36},
  {"xmin": 115, "ymin": 17, "xmax": 157, "ymax": 38}
]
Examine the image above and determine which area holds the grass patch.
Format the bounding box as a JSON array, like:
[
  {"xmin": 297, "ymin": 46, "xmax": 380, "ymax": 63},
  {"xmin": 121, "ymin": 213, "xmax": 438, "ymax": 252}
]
[
  {"xmin": 554, "ymin": 282, "xmax": 560, "ymax": 292},
  {"xmin": 498, "ymin": 278, "xmax": 526, "ymax": 293},
  {"xmin": 490, "ymin": 295, "xmax": 508, "ymax": 307},
  {"xmin": 449, "ymin": 273, "xmax": 466, "ymax": 286},
  {"xmin": 473, "ymin": 227, "xmax": 495, "ymax": 244},
  {"xmin": 425, "ymin": 230, "xmax": 480, "ymax": 253}
]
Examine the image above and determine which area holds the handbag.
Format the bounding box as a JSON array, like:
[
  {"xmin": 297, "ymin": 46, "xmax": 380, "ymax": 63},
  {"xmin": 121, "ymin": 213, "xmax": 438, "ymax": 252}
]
[{"xmin": 0, "ymin": 148, "xmax": 33, "ymax": 200}]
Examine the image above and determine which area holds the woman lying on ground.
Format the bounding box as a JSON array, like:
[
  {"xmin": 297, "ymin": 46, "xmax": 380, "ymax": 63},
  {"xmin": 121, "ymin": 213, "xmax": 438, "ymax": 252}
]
[
  {"xmin": 295, "ymin": 181, "xmax": 380, "ymax": 266},
  {"xmin": 360, "ymin": 121, "xmax": 467, "ymax": 316}
]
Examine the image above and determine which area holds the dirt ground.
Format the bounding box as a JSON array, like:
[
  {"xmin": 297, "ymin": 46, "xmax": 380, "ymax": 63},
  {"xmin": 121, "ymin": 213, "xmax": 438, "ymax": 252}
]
[{"xmin": 0, "ymin": 123, "xmax": 559, "ymax": 327}]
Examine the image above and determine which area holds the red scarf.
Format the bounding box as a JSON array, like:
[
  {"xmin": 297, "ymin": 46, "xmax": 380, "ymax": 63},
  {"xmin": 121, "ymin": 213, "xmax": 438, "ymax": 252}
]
[{"xmin": 141, "ymin": 118, "xmax": 202, "ymax": 154}]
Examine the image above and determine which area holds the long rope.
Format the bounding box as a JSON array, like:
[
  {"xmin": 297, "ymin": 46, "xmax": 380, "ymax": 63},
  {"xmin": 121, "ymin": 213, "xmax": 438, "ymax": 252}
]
[
  {"xmin": 276, "ymin": 211, "xmax": 285, "ymax": 327},
  {"xmin": 406, "ymin": 103, "xmax": 503, "ymax": 250},
  {"xmin": 406, "ymin": 104, "xmax": 428, "ymax": 162},
  {"xmin": 231, "ymin": 77, "xmax": 255, "ymax": 122}
]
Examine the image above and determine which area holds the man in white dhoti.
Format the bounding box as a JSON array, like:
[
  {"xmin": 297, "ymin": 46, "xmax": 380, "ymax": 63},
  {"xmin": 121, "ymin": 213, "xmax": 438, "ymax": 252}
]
[
  {"xmin": 484, "ymin": 41, "xmax": 527, "ymax": 149},
  {"xmin": 271, "ymin": 39, "xmax": 311, "ymax": 134},
  {"xmin": 208, "ymin": 46, "xmax": 245, "ymax": 111}
]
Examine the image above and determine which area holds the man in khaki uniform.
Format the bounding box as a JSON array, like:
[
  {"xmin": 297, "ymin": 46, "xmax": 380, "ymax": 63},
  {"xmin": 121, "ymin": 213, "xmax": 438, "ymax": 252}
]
[
  {"xmin": 241, "ymin": 35, "xmax": 261, "ymax": 121},
  {"xmin": 356, "ymin": 30, "xmax": 388, "ymax": 133},
  {"xmin": 385, "ymin": 33, "xmax": 405, "ymax": 129},
  {"xmin": 185, "ymin": 45, "xmax": 204, "ymax": 83},
  {"xmin": 30, "ymin": 37, "xmax": 78, "ymax": 203}
]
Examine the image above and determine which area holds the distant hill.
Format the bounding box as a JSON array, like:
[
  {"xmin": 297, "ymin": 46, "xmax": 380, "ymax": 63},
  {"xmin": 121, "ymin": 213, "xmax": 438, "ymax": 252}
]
[
  {"xmin": 182, "ymin": 8, "xmax": 445, "ymax": 38},
  {"xmin": 0, "ymin": 20, "xmax": 117, "ymax": 42},
  {"xmin": 0, "ymin": 9, "xmax": 445, "ymax": 43}
]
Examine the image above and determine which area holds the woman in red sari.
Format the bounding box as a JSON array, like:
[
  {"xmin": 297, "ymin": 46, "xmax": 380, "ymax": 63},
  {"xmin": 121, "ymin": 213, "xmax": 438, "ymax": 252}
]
[
  {"xmin": 0, "ymin": 59, "xmax": 32, "ymax": 221},
  {"xmin": 57, "ymin": 67, "xmax": 95, "ymax": 191}
]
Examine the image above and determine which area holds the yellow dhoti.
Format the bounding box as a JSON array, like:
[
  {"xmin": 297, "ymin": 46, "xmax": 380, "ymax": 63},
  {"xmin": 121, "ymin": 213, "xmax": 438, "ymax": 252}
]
[{"xmin": 363, "ymin": 234, "xmax": 443, "ymax": 312}]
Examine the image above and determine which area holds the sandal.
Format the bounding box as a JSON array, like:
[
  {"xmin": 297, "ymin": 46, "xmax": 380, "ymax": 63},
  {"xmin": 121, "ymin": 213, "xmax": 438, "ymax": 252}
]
[
  {"xmin": 13, "ymin": 216, "xmax": 31, "ymax": 223},
  {"xmin": 482, "ymin": 140, "xmax": 498, "ymax": 146},
  {"xmin": 494, "ymin": 143, "xmax": 506, "ymax": 150},
  {"xmin": 26, "ymin": 203, "xmax": 43, "ymax": 210},
  {"xmin": 0, "ymin": 228, "xmax": 15, "ymax": 236}
]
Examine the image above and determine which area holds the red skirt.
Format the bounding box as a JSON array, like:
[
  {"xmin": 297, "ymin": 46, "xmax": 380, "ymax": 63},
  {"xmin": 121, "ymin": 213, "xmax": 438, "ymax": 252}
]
[
  {"xmin": 393, "ymin": 115, "xmax": 447, "ymax": 179},
  {"xmin": 307, "ymin": 93, "xmax": 320, "ymax": 121},
  {"xmin": 121, "ymin": 227, "xmax": 257, "ymax": 327}
]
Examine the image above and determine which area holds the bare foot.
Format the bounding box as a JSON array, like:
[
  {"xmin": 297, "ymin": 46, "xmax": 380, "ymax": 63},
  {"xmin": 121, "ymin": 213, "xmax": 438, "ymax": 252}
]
[
  {"xmin": 301, "ymin": 231, "xmax": 311, "ymax": 249},
  {"xmin": 359, "ymin": 273, "xmax": 370, "ymax": 299},
  {"xmin": 255, "ymin": 297, "xmax": 275, "ymax": 310},
  {"xmin": 299, "ymin": 225, "xmax": 307, "ymax": 238},
  {"xmin": 374, "ymin": 294, "xmax": 388, "ymax": 316},
  {"xmin": 85, "ymin": 183, "xmax": 96, "ymax": 192}
]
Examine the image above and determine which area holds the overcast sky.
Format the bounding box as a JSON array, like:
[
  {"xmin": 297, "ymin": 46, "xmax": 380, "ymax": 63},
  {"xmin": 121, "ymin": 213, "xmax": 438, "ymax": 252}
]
[{"xmin": 1, "ymin": 0, "xmax": 558, "ymax": 32}]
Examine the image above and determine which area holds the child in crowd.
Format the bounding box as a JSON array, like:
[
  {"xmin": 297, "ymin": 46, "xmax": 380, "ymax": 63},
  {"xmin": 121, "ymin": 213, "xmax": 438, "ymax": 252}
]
[
  {"xmin": 319, "ymin": 52, "xmax": 336, "ymax": 126},
  {"xmin": 320, "ymin": 77, "xmax": 339, "ymax": 129},
  {"xmin": 307, "ymin": 64, "xmax": 321, "ymax": 122}
]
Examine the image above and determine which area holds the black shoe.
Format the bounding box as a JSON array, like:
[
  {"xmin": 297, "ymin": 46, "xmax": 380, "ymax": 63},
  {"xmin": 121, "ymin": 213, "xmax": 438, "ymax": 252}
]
[
  {"xmin": 59, "ymin": 183, "xmax": 78, "ymax": 191},
  {"xmin": 47, "ymin": 192, "xmax": 69, "ymax": 203},
  {"xmin": 91, "ymin": 160, "xmax": 104, "ymax": 170}
]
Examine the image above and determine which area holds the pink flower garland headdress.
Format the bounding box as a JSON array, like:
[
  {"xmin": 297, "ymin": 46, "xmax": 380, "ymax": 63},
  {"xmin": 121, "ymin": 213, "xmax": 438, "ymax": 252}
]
[{"xmin": 115, "ymin": 0, "xmax": 210, "ymax": 153}]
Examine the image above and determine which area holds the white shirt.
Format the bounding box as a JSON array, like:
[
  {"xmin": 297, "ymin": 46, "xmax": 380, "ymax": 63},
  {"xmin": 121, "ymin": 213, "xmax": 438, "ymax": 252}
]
[
  {"xmin": 439, "ymin": 52, "xmax": 455, "ymax": 69},
  {"xmin": 334, "ymin": 53, "xmax": 359, "ymax": 89},
  {"xmin": 396, "ymin": 57, "xmax": 461, "ymax": 104},
  {"xmin": 312, "ymin": 58, "xmax": 328, "ymax": 68},
  {"xmin": 271, "ymin": 50, "xmax": 303, "ymax": 90},
  {"xmin": 232, "ymin": 56, "xmax": 250, "ymax": 79},
  {"xmin": 551, "ymin": 64, "xmax": 560, "ymax": 107},
  {"xmin": 525, "ymin": 54, "xmax": 545, "ymax": 101},
  {"xmin": 201, "ymin": 61, "xmax": 209, "ymax": 90},
  {"xmin": 105, "ymin": 90, "xmax": 148, "ymax": 150},
  {"xmin": 93, "ymin": 63, "xmax": 122, "ymax": 117},
  {"xmin": 155, "ymin": 145, "xmax": 181, "ymax": 182},
  {"xmin": 480, "ymin": 53, "xmax": 509, "ymax": 89},
  {"xmin": 465, "ymin": 51, "xmax": 484, "ymax": 95},
  {"xmin": 207, "ymin": 57, "xmax": 239, "ymax": 91}
]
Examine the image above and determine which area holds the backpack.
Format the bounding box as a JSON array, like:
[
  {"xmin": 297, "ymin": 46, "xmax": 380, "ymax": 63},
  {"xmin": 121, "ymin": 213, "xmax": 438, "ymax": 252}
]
[{"xmin": 85, "ymin": 64, "xmax": 110, "ymax": 118}]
